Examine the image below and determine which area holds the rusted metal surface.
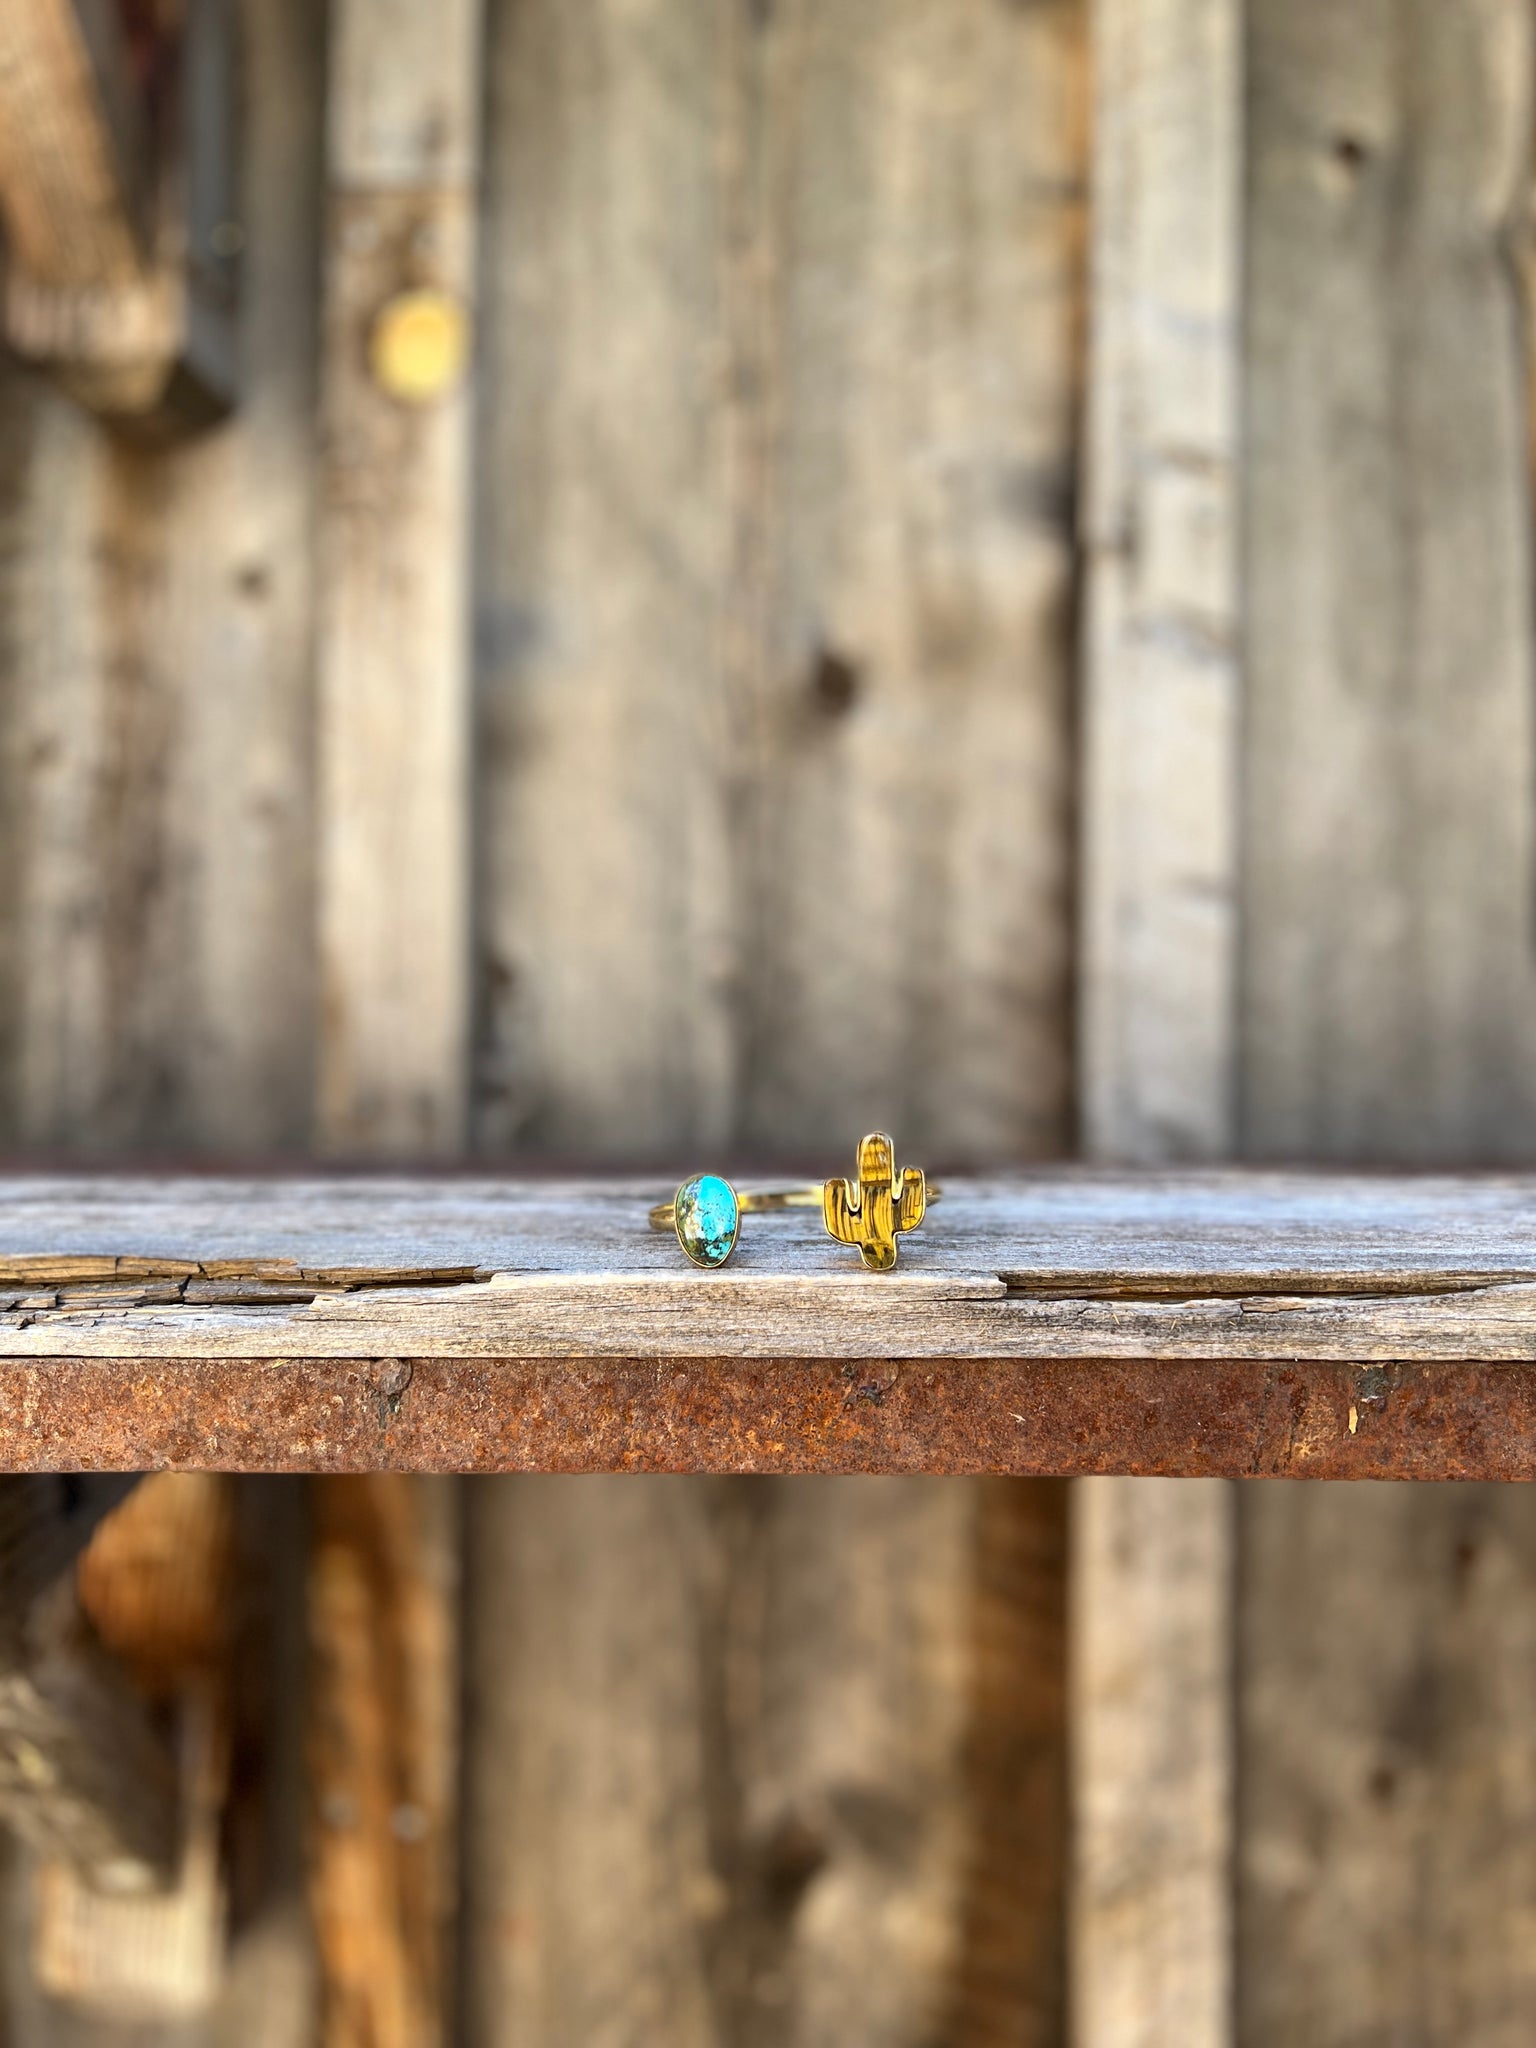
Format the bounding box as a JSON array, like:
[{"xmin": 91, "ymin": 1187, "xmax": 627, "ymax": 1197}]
[{"xmin": 0, "ymin": 1355, "xmax": 1530, "ymax": 1479}]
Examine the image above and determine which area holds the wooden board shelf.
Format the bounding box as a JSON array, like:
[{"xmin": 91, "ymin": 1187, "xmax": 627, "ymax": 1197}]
[{"xmin": 0, "ymin": 1170, "xmax": 1533, "ymax": 1477}]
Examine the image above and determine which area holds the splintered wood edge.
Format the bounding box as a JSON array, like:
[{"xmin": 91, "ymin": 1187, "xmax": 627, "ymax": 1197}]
[
  {"xmin": 3, "ymin": 1272, "xmax": 1536, "ymax": 1360},
  {"xmin": 4, "ymin": 1174, "xmax": 1536, "ymax": 1360}
]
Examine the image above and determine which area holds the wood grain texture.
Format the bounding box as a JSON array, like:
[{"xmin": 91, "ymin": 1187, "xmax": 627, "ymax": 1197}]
[
  {"xmin": 0, "ymin": 1478, "xmax": 179, "ymax": 1903},
  {"xmin": 472, "ymin": 0, "xmax": 737, "ymax": 1158},
  {"xmin": 1240, "ymin": 1485, "xmax": 1536, "ymax": 2048},
  {"xmin": 733, "ymin": 0, "xmax": 1083, "ymax": 1161},
  {"xmin": 308, "ymin": 1478, "xmax": 457, "ymax": 2048},
  {"xmin": 0, "ymin": 0, "xmax": 240, "ymax": 426},
  {"xmin": 1242, "ymin": 0, "xmax": 1536, "ymax": 1162},
  {"xmin": 34, "ymin": 1477, "xmax": 235, "ymax": 2019},
  {"xmin": 1070, "ymin": 1479, "xmax": 1233, "ymax": 2048},
  {"xmin": 0, "ymin": 1579, "xmax": 176, "ymax": 1891},
  {"xmin": 474, "ymin": 0, "xmax": 1082, "ymax": 1162},
  {"xmin": 0, "ymin": 0, "xmax": 323, "ymax": 1156},
  {"xmin": 1079, "ymin": 0, "xmax": 1242, "ymax": 1163},
  {"xmin": 315, "ymin": 0, "xmax": 482, "ymax": 1157},
  {"xmin": 1239, "ymin": 8, "xmax": 1536, "ymax": 2042},
  {"xmin": 7, "ymin": 1171, "xmax": 1536, "ymax": 1362},
  {"xmin": 1075, "ymin": 3, "xmax": 1242, "ymax": 2032},
  {"xmin": 0, "ymin": 1480, "xmax": 319, "ymax": 2048},
  {"xmin": 0, "ymin": 0, "xmax": 145, "ymax": 289},
  {"xmin": 463, "ymin": 1477, "xmax": 1064, "ymax": 2048}
]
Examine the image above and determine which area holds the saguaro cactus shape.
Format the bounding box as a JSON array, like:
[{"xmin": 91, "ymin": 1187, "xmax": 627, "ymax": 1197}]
[{"xmin": 823, "ymin": 1132, "xmax": 927, "ymax": 1270}]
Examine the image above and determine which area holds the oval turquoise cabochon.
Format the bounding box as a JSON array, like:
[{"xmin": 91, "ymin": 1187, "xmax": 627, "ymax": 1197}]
[{"xmin": 674, "ymin": 1173, "xmax": 739, "ymax": 1267}]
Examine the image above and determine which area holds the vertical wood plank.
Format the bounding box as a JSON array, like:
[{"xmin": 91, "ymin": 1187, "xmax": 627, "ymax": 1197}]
[
  {"xmin": 1240, "ymin": 1485, "xmax": 1536, "ymax": 2048},
  {"xmin": 308, "ymin": 1478, "xmax": 457, "ymax": 2048},
  {"xmin": 1070, "ymin": 1479, "xmax": 1233, "ymax": 2048},
  {"xmin": 462, "ymin": 1480, "xmax": 720, "ymax": 2048},
  {"xmin": 0, "ymin": 0, "xmax": 323, "ymax": 1156},
  {"xmin": 1242, "ymin": 0, "xmax": 1536, "ymax": 1163},
  {"xmin": 1079, "ymin": 0, "xmax": 1243, "ymax": 1162},
  {"xmin": 464, "ymin": 1477, "xmax": 1067, "ymax": 2048},
  {"xmin": 0, "ymin": 0, "xmax": 146, "ymax": 289},
  {"xmin": 1240, "ymin": 3, "xmax": 1536, "ymax": 2042},
  {"xmin": 736, "ymin": 0, "xmax": 1084, "ymax": 1161},
  {"xmin": 473, "ymin": 0, "xmax": 737, "ymax": 1157},
  {"xmin": 474, "ymin": 0, "xmax": 1082, "ymax": 1163},
  {"xmin": 1073, "ymin": 0, "xmax": 1242, "ymax": 2040},
  {"xmin": 315, "ymin": 0, "xmax": 483, "ymax": 1156}
]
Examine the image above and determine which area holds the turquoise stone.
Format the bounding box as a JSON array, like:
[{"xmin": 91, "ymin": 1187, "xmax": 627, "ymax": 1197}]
[{"xmin": 674, "ymin": 1173, "xmax": 739, "ymax": 1268}]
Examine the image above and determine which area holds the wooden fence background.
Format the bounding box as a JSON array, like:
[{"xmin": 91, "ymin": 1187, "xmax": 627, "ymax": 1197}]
[{"xmin": 1, "ymin": 0, "xmax": 1535, "ymax": 2042}]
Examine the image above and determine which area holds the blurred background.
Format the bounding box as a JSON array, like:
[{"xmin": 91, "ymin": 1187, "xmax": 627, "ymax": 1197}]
[{"xmin": 1, "ymin": 0, "xmax": 1535, "ymax": 2042}]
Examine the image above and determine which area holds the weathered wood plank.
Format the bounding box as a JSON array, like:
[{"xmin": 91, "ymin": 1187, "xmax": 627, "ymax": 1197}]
[
  {"xmin": 0, "ymin": 0, "xmax": 323, "ymax": 1154},
  {"xmin": 0, "ymin": 1480, "xmax": 175, "ymax": 1907},
  {"xmin": 472, "ymin": 0, "xmax": 737, "ymax": 1157},
  {"xmin": 0, "ymin": 0, "xmax": 146, "ymax": 290},
  {"xmin": 33, "ymin": 1476, "xmax": 234, "ymax": 2019},
  {"xmin": 1075, "ymin": 0, "xmax": 1243, "ymax": 2031},
  {"xmin": 1080, "ymin": 0, "xmax": 1242, "ymax": 1163},
  {"xmin": 1239, "ymin": 3, "xmax": 1536, "ymax": 2040},
  {"xmin": 0, "ymin": 1589, "xmax": 175, "ymax": 1894},
  {"xmin": 474, "ymin": 0, "xmax": 1082, "ymax": 1163},
  {"xmin": 463, "ymin": 1477, "xmax": 1064, "ymax": 2048},
  {"xmin": 1240, "ymin": 1485, "xmax": 1536, "ymax": 2048},
  {"xmin": 314, "ymin": 0, "xmax": 482, "ymax": 1156},
  {"xmin": 1070, "ymin": 1479, "xmax": 1233, "ymax": 2048},
  {"xmin": 10, "ymin": 1173, "xmax": 1536, "ymax": 1363},
  {"xmin": 308, "ymin": 1477, "xmax": 457, "ymax": 2048},
  {"xmin": 1243, "ymin": 0, "xmax": 1536, "ymax": 1161},
  {"xmin": 6, "ymin": 1169, "xmax": 1536, "ymax": 1282},
  {"xmin": 734, "ymin": 0, "xmax": 1083, "ymax": 1161},
  {"xmin": 0, "ymin": 0, "xmax": 240, "ymax": 425}
]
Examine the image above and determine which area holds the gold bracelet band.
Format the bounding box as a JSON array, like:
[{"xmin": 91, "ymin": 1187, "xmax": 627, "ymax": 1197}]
[
  {"xmin": 647, "ymin": 1186, "xmax": 827, "ymax": 1231},
  {"xmin": 647, "ymin": 1183, "xmax": 943, "ymax": 1231}
]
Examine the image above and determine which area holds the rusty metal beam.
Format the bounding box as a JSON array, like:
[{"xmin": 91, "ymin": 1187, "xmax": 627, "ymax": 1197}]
[{"xmin": 0, "ymin": 1354, "xmax": 1529, "ymax": 1481}]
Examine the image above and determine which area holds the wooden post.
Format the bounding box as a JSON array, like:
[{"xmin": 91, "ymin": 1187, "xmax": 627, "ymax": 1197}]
[
  {"xmin": 0, "ymin": 0, "xmax": 148, "ymax": 290},
  {"xmin": 314, "ymin": 0, "xmax": 483, "ymax": 1156},
  {"xmin": 309, "ymin": 1477, "xmax": 459, "ymax": 2048},
  {"xmin": 33, "ymin": 1474, "xmax": 236, "ymax": 2018},
  {"xmin": 0, "ymin": 1476, "xmax": 177, "ymax": 1894},
  {"xmin": 1075, "ymin": 0, "xmax": 1243, "ymax": 2040},
  {"xmin": 0, "ymin": 0, "xmax": 240, "ymax": 426}
]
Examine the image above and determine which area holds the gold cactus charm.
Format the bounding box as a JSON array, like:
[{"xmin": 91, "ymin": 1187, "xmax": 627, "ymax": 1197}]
[{"xmin": 823, "ymin": 1132, "xmax": 929, "ymax": 1271}]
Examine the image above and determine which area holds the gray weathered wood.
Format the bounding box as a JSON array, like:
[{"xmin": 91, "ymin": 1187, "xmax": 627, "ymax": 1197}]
[
  {"xmin": 1243, "ymin": 0, "xmax": 1536, "ymax": 1162},
  {"xmin": 1240, "ymin": 1484, "xmax": 1536, "ymax": 2047},
  {"xmin": 0, "ymin": 0, "xmax": 323, "ymax": 1155},
  {"xmin": 2, "ymin": 1171, "xmax": 1536, "ymax": 1362},
  {"xmin": 734, "ymin": 0, "xmax": 1082, "ymax": 1161},
  {"xmin": 474, "ymin": 0, "xmax": 1082, "ymax": 1162},
  {"xmin": 1239, "ymin": 5, "xmax": 1536, "ymax": 2041},
  {"xmin": 1071, "ymin": 1478, "xmax": 1232, "ymax": 2048},
  {"xmin": 464, "ymin": 1476, "xmax": 1064, "ymax": 2048},
  {"xmin": 1075, "ymin": 0, "xmax": 1243, "ymax": 2034},
  {"xmin": 1080, "ymin": 0, "xmax": 1242, "ymax": 1163},
  {"xmin": 315, "ymin": 0, "xmax": 482, "ymax": 1157},
  {"xmin": 472, "ymin": 0, "xmax": 737, "ymax": 1158}
]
